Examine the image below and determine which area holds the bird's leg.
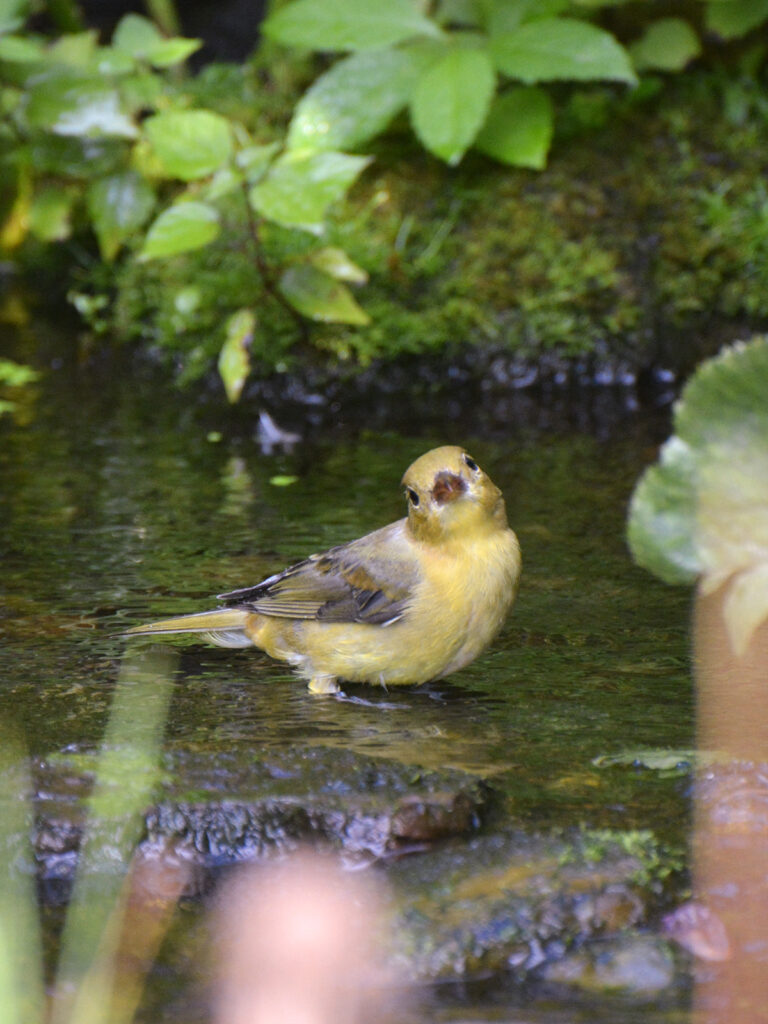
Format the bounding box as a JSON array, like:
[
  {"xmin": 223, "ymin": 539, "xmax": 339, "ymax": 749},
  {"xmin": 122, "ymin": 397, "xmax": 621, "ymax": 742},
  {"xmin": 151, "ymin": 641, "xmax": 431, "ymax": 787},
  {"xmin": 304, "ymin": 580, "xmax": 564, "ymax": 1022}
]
[{"xmin": 307, "ymin": 675, "xmax": 340, "ymax": 695}]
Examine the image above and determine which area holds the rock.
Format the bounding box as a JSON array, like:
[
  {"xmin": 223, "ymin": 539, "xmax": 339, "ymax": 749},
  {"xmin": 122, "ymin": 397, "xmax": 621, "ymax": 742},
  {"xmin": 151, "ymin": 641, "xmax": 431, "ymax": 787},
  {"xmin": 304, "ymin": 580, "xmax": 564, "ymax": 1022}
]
[
  {"xmin": 540, "ymin": 934, "xmax": 677, "ymax": 996},
  {"xmin": 386, "ymin": 829, "xmax": 683, "ymax": 985},
  {"xmin": 30, "ymin": 746, "xmax": 489, "ymax": 890}
]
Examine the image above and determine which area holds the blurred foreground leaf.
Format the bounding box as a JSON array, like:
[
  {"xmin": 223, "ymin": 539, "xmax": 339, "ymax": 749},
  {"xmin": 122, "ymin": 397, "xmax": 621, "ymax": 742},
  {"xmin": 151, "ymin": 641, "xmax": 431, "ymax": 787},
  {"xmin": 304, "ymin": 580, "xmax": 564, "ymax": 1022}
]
[
  {"xmin": 52, "ymin": 647, "xmax": 177, "ymax": 1024},
  {"xmin": 0, "ymin": 727, "xmax": 45, "ymax": 1024},
  {"xmin": 628, "ymin": 336, "xmax": 768, "ymax": 654}
]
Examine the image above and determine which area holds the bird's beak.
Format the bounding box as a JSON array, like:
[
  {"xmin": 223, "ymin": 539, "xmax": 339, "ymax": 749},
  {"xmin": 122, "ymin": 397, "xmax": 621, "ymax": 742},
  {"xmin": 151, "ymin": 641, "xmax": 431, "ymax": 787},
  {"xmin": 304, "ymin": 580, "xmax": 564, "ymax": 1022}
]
[{"xmin": 431, "ymin": 471, "xmax": 466, "ymax": 505}]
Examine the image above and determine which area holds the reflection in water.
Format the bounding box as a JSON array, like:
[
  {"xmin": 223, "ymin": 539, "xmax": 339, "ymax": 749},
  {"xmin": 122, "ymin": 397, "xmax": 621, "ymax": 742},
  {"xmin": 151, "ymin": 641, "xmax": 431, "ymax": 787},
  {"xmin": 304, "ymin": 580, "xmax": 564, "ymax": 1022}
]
[{"xmin": 690, "ymin": 588, "xmax": 768, "ymax": 1024}]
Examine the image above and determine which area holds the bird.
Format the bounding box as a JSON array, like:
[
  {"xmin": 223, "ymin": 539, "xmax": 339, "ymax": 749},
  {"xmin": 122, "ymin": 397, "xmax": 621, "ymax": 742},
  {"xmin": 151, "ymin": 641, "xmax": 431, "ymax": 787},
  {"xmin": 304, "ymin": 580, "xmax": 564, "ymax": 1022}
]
[{"xmin": 125, "ymin": 446, "xmax": 521, "ymax": 695}]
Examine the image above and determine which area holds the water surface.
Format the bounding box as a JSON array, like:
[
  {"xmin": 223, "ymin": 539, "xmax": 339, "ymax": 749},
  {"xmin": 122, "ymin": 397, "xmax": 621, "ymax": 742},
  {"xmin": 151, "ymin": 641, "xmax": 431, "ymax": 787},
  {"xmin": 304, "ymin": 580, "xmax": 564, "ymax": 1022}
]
[{"xmin": 0, "ymin": 320, "xmax": 693, "ymax": 1019}]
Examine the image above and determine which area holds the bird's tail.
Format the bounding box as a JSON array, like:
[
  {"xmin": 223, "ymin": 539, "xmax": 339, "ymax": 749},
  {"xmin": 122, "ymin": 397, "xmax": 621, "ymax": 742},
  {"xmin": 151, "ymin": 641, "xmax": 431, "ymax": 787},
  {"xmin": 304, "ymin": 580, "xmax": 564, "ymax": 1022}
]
[{"xmin": 124, "ymin": 608, "xmax": 252, "ymax": 649}]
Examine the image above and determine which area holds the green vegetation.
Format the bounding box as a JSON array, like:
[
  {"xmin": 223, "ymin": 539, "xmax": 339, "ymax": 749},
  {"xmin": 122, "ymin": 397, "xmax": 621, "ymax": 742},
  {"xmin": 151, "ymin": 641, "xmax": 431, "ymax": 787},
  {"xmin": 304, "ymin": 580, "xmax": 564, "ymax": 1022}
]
[{"xmin": 3, "ymin": 0, "xmax": 768, "ymax": 401}]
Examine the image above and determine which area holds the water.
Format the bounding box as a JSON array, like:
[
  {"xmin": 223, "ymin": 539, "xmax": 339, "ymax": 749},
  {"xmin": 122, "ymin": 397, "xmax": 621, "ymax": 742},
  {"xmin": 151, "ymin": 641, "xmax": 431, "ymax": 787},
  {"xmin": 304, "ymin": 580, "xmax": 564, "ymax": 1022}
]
[{"xmin": 0, "ymin": 317, "xmax": 693, "ymax": 1019}]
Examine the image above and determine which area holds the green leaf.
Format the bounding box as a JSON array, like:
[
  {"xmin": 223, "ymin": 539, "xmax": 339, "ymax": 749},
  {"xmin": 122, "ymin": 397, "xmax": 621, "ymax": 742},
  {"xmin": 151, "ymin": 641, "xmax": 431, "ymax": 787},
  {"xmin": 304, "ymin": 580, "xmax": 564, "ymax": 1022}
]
[
  {"xmin": 47, "ymin": 29, "xmax": 97, "ymax": 68},
  {"xmin": 627, "ymin": 335, "xmax": 768, "ymax": 652},
  {"xmin": 0, "ymin": 358, "xmax": 39, "ymax": 386},
  {"xmin": 483, "ymin": 0, "xmax": 569, "ymax": 35},
  {"xmin": 705, "ymin": 0, "xmax": 768, "ymax": 40},
  {"xmin": 270, "ymin": 474, "xmax": 299, "ymax": 486},
  {"xmin": 630, "ymin": 18, "xmax": 701, "ymax": 72},
  {"xmin": 410, "ymin": 46, "xmax": 495, "ymax": 164},
  {"xmin": 250, "ymin": 151, "xmax": 371, "ymax": 234},
  {"xmin": 28, "ymin": 186, "xmax": 73, "ymax": 241},
  {"xmin": 113, "ymin": 13, "xmax": 201, "ymax": 67},
  {"xmin": 491, "ymin": 17, "xmax": 637, "ymax": 84},
  {"xmin": 287, "ymin": 46, "xmax": 436, "ymax": 153},
  {"xmin": 0, "ymin": 0, "xmax": 29, "ymax": 34},
  {"xmin": 0, "ymin": 34, "xmax": 45, "ymax": 61},
  {"xmin": 279, "ymin": 263, "xmax": 370, "ymax": 324},
  {"xmin": 218, "ymin": 308, "xmax": 254, "ymax": 403},
  {"xmin": 627, "ymin": 436, "xmax": 700, "ymax": 586},
  {"xmin": 309, "ymin": 246, "xmax": 368, "ymax": 283},
  {"xmin": 86, "ymin": 170, "xmax": 155, "ymax": 260},
  {"xmin": 263, "ymin": 0, "xmax": 442, "ymax": 51},
  {"xmin": 474, "ymin": 85, "xmax": 553, "ymax": 168},
  {"xmin": 144, "ymin": 109, "xmax": 233, "ymax": 181},
  {"xmin": 25, "ymin": 75, "xmax": 138, "ymax": 138},
  {"xmin": 235, "ymin": 141, "xmax": 280, "ymax": 183},
  {"xmin": 139, "ymin": 200, "xmax": 220, "ymax": 260}
]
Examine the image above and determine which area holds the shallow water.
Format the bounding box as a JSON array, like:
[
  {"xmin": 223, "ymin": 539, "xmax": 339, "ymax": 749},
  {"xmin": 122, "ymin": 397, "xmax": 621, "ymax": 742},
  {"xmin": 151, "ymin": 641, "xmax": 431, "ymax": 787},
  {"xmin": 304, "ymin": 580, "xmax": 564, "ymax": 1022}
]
[{"xmin": 1, "ymin": 319, "xmax": 693, "ymax": 1019}]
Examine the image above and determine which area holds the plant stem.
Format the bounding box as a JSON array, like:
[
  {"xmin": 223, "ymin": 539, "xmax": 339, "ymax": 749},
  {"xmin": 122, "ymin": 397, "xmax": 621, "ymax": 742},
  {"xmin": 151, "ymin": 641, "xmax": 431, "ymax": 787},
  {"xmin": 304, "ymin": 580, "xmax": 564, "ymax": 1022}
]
[{"xmin": 240, "ymin": 183, "xmax": 309, "ymax": 342}]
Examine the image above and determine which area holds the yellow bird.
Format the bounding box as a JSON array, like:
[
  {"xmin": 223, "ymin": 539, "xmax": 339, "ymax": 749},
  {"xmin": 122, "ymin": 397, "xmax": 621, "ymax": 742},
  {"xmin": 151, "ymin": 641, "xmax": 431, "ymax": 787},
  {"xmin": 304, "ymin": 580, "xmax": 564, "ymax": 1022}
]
[{"xmin": 125, "ymin": 446, "xmax": 521, "ymax": 694}]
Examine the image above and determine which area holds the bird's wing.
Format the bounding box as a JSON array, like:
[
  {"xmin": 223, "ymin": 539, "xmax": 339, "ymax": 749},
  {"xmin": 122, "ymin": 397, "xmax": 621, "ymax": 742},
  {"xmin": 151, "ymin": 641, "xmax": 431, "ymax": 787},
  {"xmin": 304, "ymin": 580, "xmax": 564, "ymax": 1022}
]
[{"xmin": 217, "ymin": 521, "xmax": 418, "ymax": 626}]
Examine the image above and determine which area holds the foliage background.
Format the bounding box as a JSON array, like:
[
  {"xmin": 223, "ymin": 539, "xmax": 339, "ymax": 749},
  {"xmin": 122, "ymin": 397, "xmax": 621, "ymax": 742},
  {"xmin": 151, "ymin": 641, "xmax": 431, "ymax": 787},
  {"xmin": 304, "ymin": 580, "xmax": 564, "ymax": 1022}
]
[{"xmin": 3, "ymin": 0, "xmax": 768, "ymax": 404}]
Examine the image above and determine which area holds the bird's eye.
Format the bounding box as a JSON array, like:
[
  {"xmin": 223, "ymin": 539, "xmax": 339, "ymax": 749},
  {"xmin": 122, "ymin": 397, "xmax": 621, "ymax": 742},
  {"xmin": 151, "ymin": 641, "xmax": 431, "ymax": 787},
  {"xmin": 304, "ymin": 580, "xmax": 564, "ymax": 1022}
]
[
  {"xmin": 463, "ymin": 454, "xmax": 480, "ymax": 472},
  {"xmin": 406, "ymin": 487, "xmax": 420, "ymax": 507}
]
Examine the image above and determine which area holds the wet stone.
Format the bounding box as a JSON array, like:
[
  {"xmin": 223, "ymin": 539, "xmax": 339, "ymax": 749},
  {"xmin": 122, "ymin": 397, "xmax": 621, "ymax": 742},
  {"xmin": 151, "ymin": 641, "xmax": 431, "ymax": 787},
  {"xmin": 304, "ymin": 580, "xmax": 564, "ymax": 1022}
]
[
  {"xmin": 385, "ymin": 829, "xmax": 684, "ymax": 986},
  {"xmin": 30, "ymin": 746, "xmax": 490, "ymax": 889}
]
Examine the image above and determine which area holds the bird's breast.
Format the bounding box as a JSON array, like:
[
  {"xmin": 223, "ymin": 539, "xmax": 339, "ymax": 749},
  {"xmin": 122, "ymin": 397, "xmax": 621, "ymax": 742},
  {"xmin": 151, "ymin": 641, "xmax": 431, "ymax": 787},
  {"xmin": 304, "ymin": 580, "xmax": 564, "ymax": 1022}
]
[{"xmin": 406, "ymin": 526, "xmax": 521, "ymax": 677}]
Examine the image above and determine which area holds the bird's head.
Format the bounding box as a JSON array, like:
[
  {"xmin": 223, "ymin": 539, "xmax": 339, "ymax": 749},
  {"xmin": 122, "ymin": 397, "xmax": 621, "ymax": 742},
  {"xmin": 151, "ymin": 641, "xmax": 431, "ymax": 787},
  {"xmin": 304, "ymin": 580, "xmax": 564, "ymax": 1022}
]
[{"xmin": 401, "ymin": 446, "xmax": 508, "ymax": 543}]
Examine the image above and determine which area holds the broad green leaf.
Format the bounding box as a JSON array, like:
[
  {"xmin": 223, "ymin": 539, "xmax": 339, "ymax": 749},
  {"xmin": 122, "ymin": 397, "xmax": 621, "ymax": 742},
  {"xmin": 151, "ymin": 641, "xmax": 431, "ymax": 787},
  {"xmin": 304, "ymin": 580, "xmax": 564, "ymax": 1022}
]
[
  {"xmin": 270, "ymin": 475, "xmax": 299, "ymax": 486},
  {"xmin": 474, "ymin": 85, "xmax": 553, "ymax": 168},
  {"xmin": 263, "ymin": 0, "xmax": 442, "ymax": 51},
  {"xmin": 279, "ymin": 264, "xmax": 370, "ymax": 324},
  {"xmin": 139, "ymin": 200, "xmax": 219, "ymax": 260},
  {"xmin": 218, "ymin": 308, "xmax": 254, "ymax": 403},
  {"xmin": 0, "ymin": 34, "xmax": 44, "ymax": 61},
  {"xmin": 86, "ymin": 170, "xmax": 155, "ymax": 260},
  {"xmin": 288, "ymin": 46, "xmax": 436, "ymax": 153},
  {"xmin": 309, "ymin": 246, "xmax": 368, "ymax": 283},
  {"xmin": 144, "ymin": 109, "xmax": 232, "ymax": 180},
  {"xmin": 627, "ymin": 436, "xmax": 700, "ymax": 586},
  {"xmin": 483, "ymin": 0, "xmax": 569, "ymax": 35},
  {"xmin": 491, "ymin": 18, "xmax": 637, "ymax": 84},
  {"xmin": 25, "ymin": 75, "xmax": 138, "ymax": 138},
  {"xmin": 93, "ymin": 46, "xmax": 136, "ymax": 74},
  {"xmin": 630, "ymin": 18, "xmax": 701, "ymax": 72},
  {"xmin": 47, "ymin": 29, "xmax": 98, "ymax": 68},
  {"xmin": 0, "ymin": 0, "xmax": 28, "ymax": 34},
  {"xmin": 437, "ymin": 0, "xmax": 483, "ymax": 28},
  {"xmin": 235, "ymin": 141, "xmax": 280, "ymax": 183},
  {"xmin": 29, "ymin": 186, "xmax": 73, "ymax": 241},
  {"xmin": 250, "ymin": 151, "xmax": 371, "ymax": 234},
  {"xmin": 627, "ymin": 336, "xmax": 768, "ymax": 654},
  {"xmin": 113, "ymin": 13, "xmax": 163, "ymax": 54},
  {"xmin": 705, "ymin": 0, "xmax": 768, "ymax": 40},
  {"xmin": 410, "ymin": 46, "xmax": 495, "ymax": 164},
  {"xmin": 113, "ymin": 14, "xmax": 201, "ymax": 67},
  {"xmin": 204, "ymin": 166, "xmax": 243, "ymax": 201}
]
